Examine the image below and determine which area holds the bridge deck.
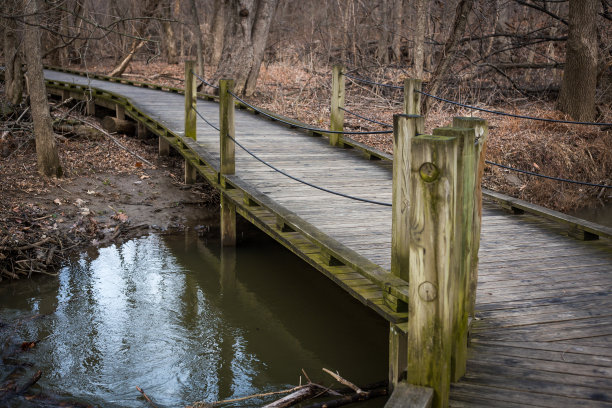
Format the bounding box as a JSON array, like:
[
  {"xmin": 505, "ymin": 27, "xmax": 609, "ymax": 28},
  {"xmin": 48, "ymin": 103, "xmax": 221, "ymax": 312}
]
[{"xmin": 43, "ymin": 69, "xmax": 612, "ymax": 406}]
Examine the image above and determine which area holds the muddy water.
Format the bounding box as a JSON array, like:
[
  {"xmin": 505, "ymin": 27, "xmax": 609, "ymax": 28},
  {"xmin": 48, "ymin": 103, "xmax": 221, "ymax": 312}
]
[{"xmin": 0, "ymin": 232, "xmax": 388, "ymax": 407}]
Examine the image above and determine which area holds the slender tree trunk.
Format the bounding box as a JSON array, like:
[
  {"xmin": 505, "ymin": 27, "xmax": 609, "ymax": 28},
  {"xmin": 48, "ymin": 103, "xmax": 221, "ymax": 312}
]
[
  {"xmin": 414, "ymin": 0, "xmax": 428, "ymax": 78},
  {"xmin": 160, "ymin": 0, "xmax": 178, "ymax": 64},
  {"xmin": 212, "ymin": 0, "xmax": 279, "ymax": 96},
  {"xmin": 557, "ymin": 0, "xmax": 598, "ymax": 121},
  {"xmin": 209, "ymin": 0, "xmax": 228, "ymax": 66},
  {"xmin": 391, "ymin": 0, "xmax": 404, "ymax": 62},
  {"xmin": 424, "ymin": 0, "xmax": 474, "ymax": 114},
  {"xmin": 23, "ymin": 0, "xmax": 62, "ymax": 178},
  {"xmin": 189, "ymin": 0, "xmax": 205, "ymax": 77},
  {"xmin": 3, "ymin": 3, "xmax": 24, "ymax": 106}
]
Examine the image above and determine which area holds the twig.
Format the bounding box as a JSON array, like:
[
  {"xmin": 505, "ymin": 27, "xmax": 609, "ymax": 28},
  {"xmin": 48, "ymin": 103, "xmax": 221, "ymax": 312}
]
[
  {"xmin": 191, "ymin": 385, "xmax": 308, "ymax": 407},
  {"xmin": 322, "ymin": 368, "xmax": 364, "ymax": 394},
  {"xmin": 69, "ymin": 115, "xmax": 155, "ymax": 167},
  {"xmin": 136, "ymin": 386, "xmax": 158, "ymax": 408}
]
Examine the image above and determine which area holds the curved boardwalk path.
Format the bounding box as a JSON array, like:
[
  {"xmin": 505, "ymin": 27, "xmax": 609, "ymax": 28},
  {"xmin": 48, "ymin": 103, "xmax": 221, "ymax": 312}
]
[{"xmin": 44, "ymin": 69, "xmax": 612, "ymax": 407}]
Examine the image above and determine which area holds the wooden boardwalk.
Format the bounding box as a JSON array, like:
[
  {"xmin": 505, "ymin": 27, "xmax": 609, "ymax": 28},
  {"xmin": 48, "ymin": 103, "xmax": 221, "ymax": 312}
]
[{"xmin": 42, "ymin": 69, "xmax": 612, "ymax": 407}]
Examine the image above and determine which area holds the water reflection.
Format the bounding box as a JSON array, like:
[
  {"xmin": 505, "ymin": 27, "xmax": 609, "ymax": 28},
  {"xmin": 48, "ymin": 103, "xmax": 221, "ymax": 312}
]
[{"xmin": 0, "ymin": 232, "xmax": 387, "ymax": 407}]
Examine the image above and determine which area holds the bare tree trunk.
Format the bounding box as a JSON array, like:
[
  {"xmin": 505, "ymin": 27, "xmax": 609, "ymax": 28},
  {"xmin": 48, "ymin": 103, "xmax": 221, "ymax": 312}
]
[
  {"xmin": 391, "ymin": 0, "xmax": 404, "ymax": 62},
  {"xmin": 557, "ymin": 0, "xmax": 598, "ymax": 121},
  {"xmin": 189, "ymin": 0, "xmax": 205, "ymax": 77},
  {"xmin": 3, "ymin": 3, "xmax": 24, "ymax": 106},
  {"xmin": 209, "ymin": 0, "xmax": 228, "ymax": 66},
  {"xmin": 160, "ymin": 0, "xmax": 178, "ymax": 64},
  {"xmin": 212, "ymin": 0, "xmax": 279, "ymax": 96},
  {"xmin": 414, "ymin": 0, "xmax": 428, "ymax": 78},
  {"xmin": 23, "ymin": 0, "xmax": 62, "ymax": 178},
  {"xmin": 424, "ymin": 0, "xmax": 474, "ymax": 114},
  {"xmin": 376, "ymin": 0, "xmax": 390, "ymax": 64}
]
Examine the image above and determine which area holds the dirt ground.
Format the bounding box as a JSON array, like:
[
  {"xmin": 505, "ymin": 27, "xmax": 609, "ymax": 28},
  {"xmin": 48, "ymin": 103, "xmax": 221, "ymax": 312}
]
[{"xmin": 0, "ymin": 99, "xmax": 219, "ymax": 281}]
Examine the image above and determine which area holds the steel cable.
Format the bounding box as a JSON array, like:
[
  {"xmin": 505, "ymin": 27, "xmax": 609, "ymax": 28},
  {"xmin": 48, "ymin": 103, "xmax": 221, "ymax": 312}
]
[
  {"xmin": 227, "ymin": 90, "xmax": 393, "ymax": 135},
  {"xmin": 342, "ymin": 72, "xmax": 612, "ymax": 126},
  {"xmin": 191, "ymin": 70, "xmax": 219, "ymax": 90},
  {"xmin": 190, "ymin": 106, "xmax": 392, "ymax": 206},
  {"xmin": 486, "ymin": 160, "xmax": 611, "ymax": 188},
  {"xmin": 339, "ymin": 107, "xmax": 392, "ymax": 128}
]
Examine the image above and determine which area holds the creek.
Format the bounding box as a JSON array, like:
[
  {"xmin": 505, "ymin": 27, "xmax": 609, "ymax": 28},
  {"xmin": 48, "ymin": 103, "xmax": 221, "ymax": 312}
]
[{"xmin": 0, "ymin": 230, "xmax": 388, "ymax": 407}]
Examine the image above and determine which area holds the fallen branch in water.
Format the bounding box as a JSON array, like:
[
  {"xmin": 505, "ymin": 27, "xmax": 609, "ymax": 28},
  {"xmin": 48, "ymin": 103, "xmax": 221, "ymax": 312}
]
[
  {"xmin": 190, "ymin": 385, "xmax": 308, "ymax": 407},
  {"xmin": 300, "ymin": 387, "xmax": 388, "ymax": 408},
  {"xmin": 136, "ymin": 386, "xmax": 158, "ymax": 408},
  {"xmin": 322, "ymin": 368, "xmax": 364, "ymax": 394}
]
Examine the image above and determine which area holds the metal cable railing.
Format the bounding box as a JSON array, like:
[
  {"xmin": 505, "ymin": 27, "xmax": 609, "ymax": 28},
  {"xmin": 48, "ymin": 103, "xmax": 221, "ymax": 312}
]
[
  {"xmin": 342, "ymin": 72, "xmax": 612, "ymax": 127},
  {"xmin": 486, "ymin": 161, "xmax": 612, "ymax": 189},
  {"xmin": 191, "ymin": 106, "xmax": 392, "ymax": 206},
  {"xmin": 188, "ymin": 72, "xmax": 610, "ymax": 190},
  {"xmin": 339, "ymin": 107, "xmax": 393, "ymax": 128},
  {"xmin": 191, "ymin": 70, "xmax": 219, "ymax": 90},
  {"xmin": 227, "ymin": 90, "xmax": 393, "ymax": 135}
]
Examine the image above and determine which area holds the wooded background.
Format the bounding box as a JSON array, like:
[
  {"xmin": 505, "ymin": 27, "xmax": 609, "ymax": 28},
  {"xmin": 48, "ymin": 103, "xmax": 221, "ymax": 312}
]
[
  {"xmin": 2, "ymin": 0, "xmax": 611, "ymax": 182},
  {"xmin": 3, "ymin": 0, "xmax": 611, "ymax": 113}
]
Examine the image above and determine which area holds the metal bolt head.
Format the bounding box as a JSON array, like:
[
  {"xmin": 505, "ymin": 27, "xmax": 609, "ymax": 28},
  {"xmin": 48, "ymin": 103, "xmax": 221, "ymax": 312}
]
[
  {"xmin": 419, "ymin": 162, "xmax": 439, "ymax": 182},
  {"xmin": 418, "ymin": 281, "xmax": 438, "ymax": 302}
]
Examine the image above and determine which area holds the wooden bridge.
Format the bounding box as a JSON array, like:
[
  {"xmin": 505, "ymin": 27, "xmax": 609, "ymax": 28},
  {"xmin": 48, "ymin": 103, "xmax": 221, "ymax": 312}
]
[{"xmin": 41, "ymin": 66, "xmax": 612, "ymax": 407}]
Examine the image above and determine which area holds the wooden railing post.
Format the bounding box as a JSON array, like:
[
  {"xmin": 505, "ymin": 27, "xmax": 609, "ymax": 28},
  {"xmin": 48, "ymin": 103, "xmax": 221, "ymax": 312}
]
[
  {"xmin": 219, "ymin": 79, "xmax": 236, "ymax": 246},
  {"xmin": 184, "ymin": 61, "xmax": 197, "ymax": 184},
  {"xmin": 432, "ymin": 123, "xmax": 478, "ymax": 383},
  {"xmin": 329, "ymin": 65, "xmax": 345, "ymax": 146},
  {"xmin": 452, "ymin": 117, "xmax": 488, "ymax": 321},
  {"xmin": 389, "ymin": 114, "xmax": 424, "ymax": 390},
  {"xmin": 406, "ymin": 128, "xmax": 461, "ymax": 408},
  {"xmin": 404, "ymin": 78, "xmax": 422, "ymax": 115},
  {"xmin": 184, "ymin": 60, "xmax": 197, "ymax": 140}
]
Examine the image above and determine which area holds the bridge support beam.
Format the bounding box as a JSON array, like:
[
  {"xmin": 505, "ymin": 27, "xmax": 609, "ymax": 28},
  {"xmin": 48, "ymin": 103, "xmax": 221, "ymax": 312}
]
[
  {"xmin": 115, "ymin": 104, "xmax": 125, "ymax": 120},
  {"xmin": 329, "ymin": 65, "xmax": 345, "ymax": 147}
]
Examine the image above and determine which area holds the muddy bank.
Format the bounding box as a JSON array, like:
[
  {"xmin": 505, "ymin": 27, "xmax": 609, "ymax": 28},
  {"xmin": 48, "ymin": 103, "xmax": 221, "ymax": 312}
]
[{"xmin": 0, "ymin": 103, "xmax": 219, "ymax": 281}]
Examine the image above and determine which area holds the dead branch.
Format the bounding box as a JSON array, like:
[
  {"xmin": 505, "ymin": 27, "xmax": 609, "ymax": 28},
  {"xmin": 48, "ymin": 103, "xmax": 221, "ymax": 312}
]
[
  {"xmin": 322, "ymin": 368, "xmax": 364, "ymax": 394},
  {"xmin": 136, "ymin": 386, "xmax": 158, "ymax": 408},
  {"xmin": 68, "ymin": 115, "xmax": 155, "ymax": 167},
  {"xmin": 191, "ymin": 385, "xmax": 308, "ymax": 407},
  {"xmin": 299, "ymin": 387, "xmax": 388, "ymax": 408}
]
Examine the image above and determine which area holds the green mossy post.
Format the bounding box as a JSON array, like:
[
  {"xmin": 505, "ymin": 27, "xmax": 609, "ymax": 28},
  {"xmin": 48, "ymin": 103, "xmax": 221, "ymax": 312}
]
[
  {"xmin": 184, "ymin": 61, "xmax": 197, "ymax": 184},
  {"xmin": 452, "ymin": 117, "xmax": 488, "ymax": 321},
  {"xmin": 389, "ymin": 114, "xmax": 424, "ymax": 390},
  {"xmin": 329, "ymin": 65, "xmax": 345, "ymax": 146},
  {"xmin": 184, "ymin": 61, "xmax": 197, "ymax": 140},
  {"xmin": 219, "ymin": 79, "xmax": 236, "ymax": 246},
  {"xmin": 404, "ymin": 79, "xmax": 422, "ymax": 115},
  {"xmin": 433, "ymin": 125, "xmax": 478, "ymax": 382},
  {"xmin": 406, "ymin": 130, "xmax": 461, "ymax": 408}
]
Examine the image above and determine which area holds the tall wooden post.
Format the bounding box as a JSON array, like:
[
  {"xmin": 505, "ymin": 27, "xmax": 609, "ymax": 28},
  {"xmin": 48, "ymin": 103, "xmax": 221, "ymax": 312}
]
[
  {"xmin": 184, "ymin": 61, "xmax": 197, "ymax": 184},
  {"xmin": 389, "ymin": 114, "xmax": 424, "ymax": 389},
  {"xmin": 406, "ymin": 129, "xmax": 461, "ymax": 408},
  {"xmin": 404, "ymin": 78, "xmax": 422, "ymax": 115},
  {"xmin": 184, "ymin": 60, "xmax": 197, "ymax": 140},
  {"xmin": 219, "ymin": 79, "xmax": 236, "ymax": 246},
  {"xmin": 329, "ymin": 65, "xmax": 345, "ymax": 146},
  {"xmin": 453, "ymin": 117, "xmax": 488, "ymax": 321},
  {"xmin": 433, "ymin": 124, "xmax": 478, "ymax": 382}
]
